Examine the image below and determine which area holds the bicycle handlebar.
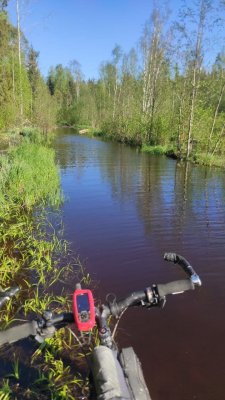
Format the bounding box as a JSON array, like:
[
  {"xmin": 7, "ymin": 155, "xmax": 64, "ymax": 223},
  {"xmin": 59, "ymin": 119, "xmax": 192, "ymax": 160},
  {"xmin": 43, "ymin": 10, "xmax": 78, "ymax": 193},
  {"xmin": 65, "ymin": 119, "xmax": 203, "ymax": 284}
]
[
  {"xmin": 0, "ymin": 313, "xmax": 74, "ymax": 346},
  {"xmin": 157, "ymin": 279, "xmax": 194, "ymax": 297},
  {"xmin": 0, "ymin": 276, "xmax": 195, "ymax": 346},
  {"xmin": 0, "ymin": 253, "xmax": 201, "ymax": 346},
  {"xmin": 108, "ymin": 290, "xmax": 147, "ymax": 317},
  {"xmin": 0, "ymin": 321, "xmax": 38, "ymax": 346},
  {"xmin": 107, "ymin": 278, "xmax": 194, "ymax": 317}
]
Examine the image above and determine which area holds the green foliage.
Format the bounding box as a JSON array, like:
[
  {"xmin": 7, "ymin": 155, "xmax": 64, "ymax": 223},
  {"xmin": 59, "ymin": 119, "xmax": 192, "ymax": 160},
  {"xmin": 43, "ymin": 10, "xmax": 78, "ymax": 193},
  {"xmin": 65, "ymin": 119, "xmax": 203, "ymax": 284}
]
[
  {"xmin": 0, "ymin": 10, "xmax": 56, "ymax": 133},
  {"xmin": 0, "ymin": 142, "xmax": 62, "ymax": 209},
  {"xmin": 43, "ymin": 5, "xmax": 225, "ymax": 167},
  {"xmin": 19, "ymin": 126, "xmax": 44, "ymax": 142},
  {"xmin": 0, "ymin": 132, "xmax": 89, "ymax": 399},
  {"xmin": 0, "ymin": 379, "xmax": 12, "ymax": 400},
  {"xmin": 1, "ymin": 5, "xmax": 225, "ymax": 166},
  {"xmin": 191, "ymin": 152, "xmax": 225, "ymax": 168},
  {"xmin": 0, "ymin": 136, "xmax": 63, "ymax": 294},
  {"xmin": 142, "ymin": 144, "xmax": 171, "ymax": 155},
  {"xmin": 32, "ymin": 77, "xmax": 57, "ymax": 132}
]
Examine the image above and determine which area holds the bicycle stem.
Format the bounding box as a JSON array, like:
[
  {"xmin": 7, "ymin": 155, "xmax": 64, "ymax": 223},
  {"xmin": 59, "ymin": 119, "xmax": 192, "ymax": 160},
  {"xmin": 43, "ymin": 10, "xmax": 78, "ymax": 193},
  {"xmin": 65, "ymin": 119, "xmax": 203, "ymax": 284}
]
[{"xmin": 95, "ymin": 305, "xmax": 114, "ymax": 348}]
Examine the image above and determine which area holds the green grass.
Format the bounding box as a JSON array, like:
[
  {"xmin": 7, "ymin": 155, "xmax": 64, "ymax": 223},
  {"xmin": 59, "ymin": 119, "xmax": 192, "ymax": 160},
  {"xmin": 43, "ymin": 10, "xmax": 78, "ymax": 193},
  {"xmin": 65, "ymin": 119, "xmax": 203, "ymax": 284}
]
[
  {"xmin": 0, "ymin": 379, "xmax": 12, "ymax": 400},
  {"xmin": 141, "ymin": 144, "xmax": 172, "ymax": 155},
  {"xmin": 0, "ymin": 126, "xmax": 54, "ymax": 148},
  {"xmin": 0, "ymin": 132, "xmax": 87, "ymax": 399},
  {"xmin": 0, "ymin": 132, "xmax": 10, "ymax": 146},
  {"xmin": 191, "ymin": 153, "xmax": 225, "ymax": 168},
  {"xmin": 0, "ymin": 142, "xmax": 62, "ymax": 210}
]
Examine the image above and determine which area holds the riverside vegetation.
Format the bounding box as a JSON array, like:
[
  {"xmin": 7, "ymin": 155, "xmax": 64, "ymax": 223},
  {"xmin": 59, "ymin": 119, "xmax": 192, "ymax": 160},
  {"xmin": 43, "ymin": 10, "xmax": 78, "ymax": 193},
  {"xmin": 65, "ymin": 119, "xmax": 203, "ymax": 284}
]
[
  {"xmin": 1, "ymin": 2, "xmax": 225, "ymax": 167},
  {"xmin": 0, "ymin": 4, "xmax": 91, "ymax": 397},
  {"xmin": 0, "ymin": 131, "xmax": 90, "ymax": 399},
  {"xmin": 0, "ymin": 127, "xmax": 93, "ymax": 397},
  {"xmin": 45, "ymin": 2, "xmax": 225, "ymax": 168}
]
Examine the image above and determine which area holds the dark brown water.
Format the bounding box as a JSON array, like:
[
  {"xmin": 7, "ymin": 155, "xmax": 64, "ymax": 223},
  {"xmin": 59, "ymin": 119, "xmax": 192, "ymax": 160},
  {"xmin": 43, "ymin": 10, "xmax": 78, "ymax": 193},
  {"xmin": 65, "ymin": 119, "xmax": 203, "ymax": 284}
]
[{"xmin": 54, "ymin": 128, "xmax": 225, "ymax": 400}]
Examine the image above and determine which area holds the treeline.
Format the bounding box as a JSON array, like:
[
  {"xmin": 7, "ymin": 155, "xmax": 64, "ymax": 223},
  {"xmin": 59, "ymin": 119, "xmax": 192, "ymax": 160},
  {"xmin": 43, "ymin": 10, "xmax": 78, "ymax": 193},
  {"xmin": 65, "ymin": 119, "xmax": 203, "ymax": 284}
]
[
  {"xmin": 1, "ymin": 1, "xmax": 225, "ymax": 162},
  {"xmin": 46, "ymin": 1, "xmax": 225, "ymax": 162},
  {"xmin": 0, "ymin": 3, "xmax": 55, "ymax": 133}
]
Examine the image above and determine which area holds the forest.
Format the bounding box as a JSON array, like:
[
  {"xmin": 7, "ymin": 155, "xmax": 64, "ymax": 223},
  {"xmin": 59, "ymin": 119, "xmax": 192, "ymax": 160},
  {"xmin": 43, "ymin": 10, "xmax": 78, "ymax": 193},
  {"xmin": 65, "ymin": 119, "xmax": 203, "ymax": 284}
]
[{"xmin": 1, "ymin": 0, "xmax": 225, "ymax": 165}]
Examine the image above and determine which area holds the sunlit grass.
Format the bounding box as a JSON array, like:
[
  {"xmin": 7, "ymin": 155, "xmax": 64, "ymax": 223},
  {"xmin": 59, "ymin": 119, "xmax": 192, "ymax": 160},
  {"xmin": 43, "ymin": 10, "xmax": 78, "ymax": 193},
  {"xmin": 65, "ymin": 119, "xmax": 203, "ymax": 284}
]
[
  {"xmin": 141, "ymin": 143, "xmax": 172, "ymax": 155},
  {"xmin": 191, "ymin": 152, "xmax": 225, "ymax": 168},
  {"xmin": 0, "ymin": 134, "xmax": 91, "ymax": 399},
  {"xmin": 0, "ymin": 142, "xmax": 63, "ymax": 210},
  {"xmin": 0, "ymin": 379, "xmax": 12, "ymax": 400},
  {"xmin": 30, "ymin": 328, "xmax": 86, "ymax": 399}
]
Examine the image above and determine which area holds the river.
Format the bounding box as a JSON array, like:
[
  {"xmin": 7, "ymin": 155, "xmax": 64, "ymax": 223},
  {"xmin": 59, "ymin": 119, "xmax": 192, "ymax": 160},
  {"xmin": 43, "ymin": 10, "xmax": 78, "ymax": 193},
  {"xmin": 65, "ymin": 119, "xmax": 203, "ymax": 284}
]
[{"xmin": 53, "ymin": 128, "xmax": 225, "ymax": 400}]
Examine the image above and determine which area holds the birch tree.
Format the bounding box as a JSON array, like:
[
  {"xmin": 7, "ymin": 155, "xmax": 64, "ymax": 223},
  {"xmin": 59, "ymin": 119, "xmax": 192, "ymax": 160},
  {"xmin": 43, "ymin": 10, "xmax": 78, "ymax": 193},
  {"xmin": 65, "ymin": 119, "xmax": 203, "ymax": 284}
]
[
  {"xmin": 206, "ymin": 54, "xmax": 225, "ymax": 154},
  {"xmin": 177, "ymin": 0, "xmax": 212, "ymax": 158},
  {"xmin": 187, "ymin": 1, "xmax": 212, "ymax": 158},
  {"xmin": 140, "ymin": 9, "xmax": 170, "ymax": 142},
  {"xmin": 70, "ymin": 59, "xmax": 82, "ymax": 100},
  {"xmin": 112, "ymin": 45, "xmax": 122, "ymax": 120}
]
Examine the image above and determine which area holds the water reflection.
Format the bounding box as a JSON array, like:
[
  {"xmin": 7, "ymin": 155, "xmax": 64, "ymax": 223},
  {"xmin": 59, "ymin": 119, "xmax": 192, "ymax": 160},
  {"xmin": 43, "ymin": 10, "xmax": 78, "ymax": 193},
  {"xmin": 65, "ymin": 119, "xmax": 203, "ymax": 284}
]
[
  {"xmin": 55, "ymin": 130, "xmax": 225, "ymax": 257},
  {"xmin": 53, "ymin": 129, "xmax": 225, "ymax": 400}
]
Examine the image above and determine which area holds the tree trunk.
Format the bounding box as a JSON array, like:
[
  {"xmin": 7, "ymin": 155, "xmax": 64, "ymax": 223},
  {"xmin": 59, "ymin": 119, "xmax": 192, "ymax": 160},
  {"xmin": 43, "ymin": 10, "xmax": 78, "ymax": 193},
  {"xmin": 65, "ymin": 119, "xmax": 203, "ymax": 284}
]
[
  {"xmin": 16, "ymin": 0, "xmax": 23, "ymax": 120},
  {"xmin": 186, "ymin": 66, "xmax": 197, "ymax": 158},
  {"xmin": 211, "ymin": 123, "xmax": 225, "ymax": 157},
  {"xmin": 186, "ymin": 0, "xmax": 210, "ymax": 159}
]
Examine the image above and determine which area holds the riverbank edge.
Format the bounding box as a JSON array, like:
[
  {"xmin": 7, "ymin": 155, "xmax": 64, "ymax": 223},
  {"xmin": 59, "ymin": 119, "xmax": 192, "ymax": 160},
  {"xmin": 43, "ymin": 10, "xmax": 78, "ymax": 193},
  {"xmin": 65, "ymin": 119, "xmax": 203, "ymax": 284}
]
[
  {"xmin": 0, "ymin": 128, "xmax": 87, "ymax": 398},
  {"xmin": 0, "ymin": 126, "xmax": 55, "ymax": 148},
  {"xmin": 75, "ymin": 125, "xmax": 225, "ymax": 169}
]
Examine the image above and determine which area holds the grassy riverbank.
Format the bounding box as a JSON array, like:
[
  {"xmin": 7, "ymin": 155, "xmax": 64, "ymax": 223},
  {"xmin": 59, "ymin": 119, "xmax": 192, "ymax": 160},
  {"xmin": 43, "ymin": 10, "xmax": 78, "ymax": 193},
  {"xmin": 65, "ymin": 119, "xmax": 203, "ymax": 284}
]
[
  {"xmin": 0, "ymin": 132, "xmax": 86, "ymax": 399},
  {"xmin": 76, "ymin": 125, "xmax": 225, "ymax": 168},
  {"xmin": 141, "ymin": 144, "xmax": 225, "ymax": 167}
]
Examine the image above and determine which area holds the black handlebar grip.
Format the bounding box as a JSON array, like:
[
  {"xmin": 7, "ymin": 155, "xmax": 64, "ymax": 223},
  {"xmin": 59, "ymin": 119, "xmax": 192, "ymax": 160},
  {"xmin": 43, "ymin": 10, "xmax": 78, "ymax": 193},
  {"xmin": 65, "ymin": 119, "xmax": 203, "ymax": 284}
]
[
  {"xmin": 164, "ymin": 252, "xmax": 191, "ymax": 268},
  {"xmin": 164, "ymin": 253, "xmax": 178, "ymax": 263},
  {"xmin": 157, "ymin": 279, "xmax": 194, "ymax": 297},
  {"xmin": 164, "ymin": 253, "xmax": 197, "ymax": 278}
]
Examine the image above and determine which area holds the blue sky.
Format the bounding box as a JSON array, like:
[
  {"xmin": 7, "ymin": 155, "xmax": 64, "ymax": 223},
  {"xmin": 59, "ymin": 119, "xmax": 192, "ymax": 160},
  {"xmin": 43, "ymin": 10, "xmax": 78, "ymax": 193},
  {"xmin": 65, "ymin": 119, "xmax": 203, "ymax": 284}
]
[{"xmin": 7, "ymin": 0, "xmax": 224, "ymax": 80}]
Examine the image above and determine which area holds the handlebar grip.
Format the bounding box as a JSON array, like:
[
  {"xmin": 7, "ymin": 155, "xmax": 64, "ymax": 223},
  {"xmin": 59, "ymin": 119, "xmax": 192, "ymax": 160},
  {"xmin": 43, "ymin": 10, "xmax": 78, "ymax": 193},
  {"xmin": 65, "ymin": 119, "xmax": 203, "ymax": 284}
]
[
  {"xmin": 164, "ymin": 253, "xmax": 201, "ymax": 286},
  {"xmin": 164, "ymin": 253, "xmax": 193, "ymax": 273},
  {"xmin": 164, "ymin": 253, "xmax": 178, "ymax": 263},
  {"xmin": 0, "ymin": 321, "xmax": 38, "ymax": 346},
  {"xmin": 157, "ymin": 279, "xmax": 194, "ymax": 297}
]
